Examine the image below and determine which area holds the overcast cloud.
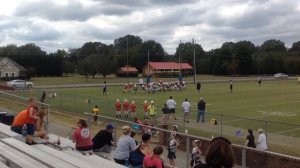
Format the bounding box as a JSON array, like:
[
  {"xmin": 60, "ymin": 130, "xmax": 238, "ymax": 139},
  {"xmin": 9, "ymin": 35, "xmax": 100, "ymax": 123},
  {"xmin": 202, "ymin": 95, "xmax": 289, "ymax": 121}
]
[{"xmin": 0, "ymin": 0, "xmax": 300, "ymax": 53}]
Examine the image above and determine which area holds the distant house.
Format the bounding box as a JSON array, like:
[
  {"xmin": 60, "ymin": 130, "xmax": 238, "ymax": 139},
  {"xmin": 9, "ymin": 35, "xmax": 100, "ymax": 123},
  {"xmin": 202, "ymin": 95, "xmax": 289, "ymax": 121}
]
[
  {"xmin": 143, "ymin": 62, "xmax": 193, "ymax": 77},
  {"xmin": 0, "ymin": 57, "xmax": 26, "ymax": 80},
  {"xmin": 117, "ymin": 66, "xmax": 138, "ymax": 77}
]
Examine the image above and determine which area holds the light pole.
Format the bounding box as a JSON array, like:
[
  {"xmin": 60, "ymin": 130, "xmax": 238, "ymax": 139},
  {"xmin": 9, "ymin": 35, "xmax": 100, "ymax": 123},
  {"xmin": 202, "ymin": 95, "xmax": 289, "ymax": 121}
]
[{"xmin": 193, "ymin": 38, "xmax": 196, "ymax": 84}]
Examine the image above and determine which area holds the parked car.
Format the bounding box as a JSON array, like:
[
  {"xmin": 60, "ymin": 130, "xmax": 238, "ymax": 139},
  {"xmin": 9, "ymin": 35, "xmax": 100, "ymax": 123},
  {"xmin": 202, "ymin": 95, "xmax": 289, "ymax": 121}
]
[
  {"xmin": 274, "ymin": 73, "xmax": 288, "ymax": 79},
  {"xmin": 7, "ymin": 80, "xmax": 33, "ymax": 88}
]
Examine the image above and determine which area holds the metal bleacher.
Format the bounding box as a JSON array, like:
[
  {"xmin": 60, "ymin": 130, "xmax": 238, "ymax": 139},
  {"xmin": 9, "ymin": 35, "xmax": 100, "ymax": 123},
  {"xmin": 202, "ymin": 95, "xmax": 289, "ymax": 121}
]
[{"xmin": 0, "ymin": 124, "xmax": 125, "ymax": 168}]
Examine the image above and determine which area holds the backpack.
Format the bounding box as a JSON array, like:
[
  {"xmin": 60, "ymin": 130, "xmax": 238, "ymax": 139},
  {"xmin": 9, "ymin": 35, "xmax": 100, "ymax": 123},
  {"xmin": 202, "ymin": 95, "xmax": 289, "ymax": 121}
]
[{"xmin": 129, "ymin": 148, "xmax": 145, "ymax": 166}]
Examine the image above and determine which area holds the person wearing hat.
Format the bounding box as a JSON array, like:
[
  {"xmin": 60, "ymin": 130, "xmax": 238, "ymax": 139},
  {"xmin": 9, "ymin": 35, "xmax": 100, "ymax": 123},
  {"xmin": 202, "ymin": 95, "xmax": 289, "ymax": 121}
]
[
  {"xmin": 114, "ymin": 125, "xmax": 137, "ymax": 165},
  {"xmin": 92, "ymin": 124, "xmax": 114, "ymax": 156},
  {"xmin": 197, "ymin": 97, "xmax": 206, "ymax": 123},
  {"xmin": 256, "ymin": 129, "xmax": 268, "ymax": 151}
]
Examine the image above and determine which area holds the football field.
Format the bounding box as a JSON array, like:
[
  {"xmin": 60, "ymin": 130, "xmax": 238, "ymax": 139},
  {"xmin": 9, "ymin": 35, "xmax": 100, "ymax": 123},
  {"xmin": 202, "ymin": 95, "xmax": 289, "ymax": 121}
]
[{"xmin": 15, "ymin": 79, "xmax": 300, "ymax": 135}]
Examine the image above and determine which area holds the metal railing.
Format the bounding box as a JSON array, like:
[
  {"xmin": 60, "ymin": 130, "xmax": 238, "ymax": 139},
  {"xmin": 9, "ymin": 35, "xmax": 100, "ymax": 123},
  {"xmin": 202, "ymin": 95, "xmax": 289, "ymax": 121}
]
[{"xmin": 84, "ymin": 112, "xmax": 300, "ymax": 168}]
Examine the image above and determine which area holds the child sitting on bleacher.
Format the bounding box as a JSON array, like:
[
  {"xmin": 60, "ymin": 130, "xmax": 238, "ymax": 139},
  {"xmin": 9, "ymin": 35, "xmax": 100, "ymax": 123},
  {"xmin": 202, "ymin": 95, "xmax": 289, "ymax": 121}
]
[
  {"xmin": 72, "ymin": 119, "xmax": 93, "ymax": 155},
  {"xmin": 26, "ymin": 98, "xmax": 39, "ymax": 145}
]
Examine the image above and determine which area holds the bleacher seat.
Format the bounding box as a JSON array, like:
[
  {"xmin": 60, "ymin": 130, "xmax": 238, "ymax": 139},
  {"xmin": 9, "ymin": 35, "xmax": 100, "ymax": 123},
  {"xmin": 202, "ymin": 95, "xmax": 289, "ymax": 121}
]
[
  {"xmin": 0, "ymin": 123, "xmax": 20, "ymax": 137},
  {"xmin": 48, "ymin": 133, "xmax": 75, "ymax": 149},
  {"xmin": 0, "ymin": 142, "xmax": 48, "ymax": 168}
]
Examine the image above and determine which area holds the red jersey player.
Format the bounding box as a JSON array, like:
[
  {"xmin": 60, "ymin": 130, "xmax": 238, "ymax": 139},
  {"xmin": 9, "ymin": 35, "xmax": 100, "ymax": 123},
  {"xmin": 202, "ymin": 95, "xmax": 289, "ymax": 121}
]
[
  {"xmin": 115, "ymin": 99, "xmax": 122, "ymax": 118},
  {"xmin": 123, "ymin": 99, "xmax": 129, "ymax": 119},
  {"xmin": 129, "ymin": 100, "xmax": 137, "ymax": 118},
  {"xmin": 143, "ymin": 100, "xmax": 149, "ymax": 119}
]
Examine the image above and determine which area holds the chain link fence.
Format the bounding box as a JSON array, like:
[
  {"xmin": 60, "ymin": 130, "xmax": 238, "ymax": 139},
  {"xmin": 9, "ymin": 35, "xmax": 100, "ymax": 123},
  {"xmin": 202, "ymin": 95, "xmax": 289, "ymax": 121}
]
[{"xmin": 9, "ymin": 90, "xmax": 300, "ymax": 156}]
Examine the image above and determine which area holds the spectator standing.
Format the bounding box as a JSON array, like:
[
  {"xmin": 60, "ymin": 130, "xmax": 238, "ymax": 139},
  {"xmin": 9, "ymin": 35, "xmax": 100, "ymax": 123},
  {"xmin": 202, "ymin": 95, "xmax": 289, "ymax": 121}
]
[
  {"xmin": 182, "ymin": 98, "xmax": 191, "ymax": 123},
  {"xmin": 143, "ymin": 146, "xmax": 164, "ymax": 168},
  {"xmin": 103, "ymin": 81, "xmax": 107, "ymax": 95},
  {"xmin": 93, "ymin": 124, "xmax": 114, "ymax": 156},
  {"xmin": 115, "ymin": 99, "xmax": 122, "ymax": 118},
  {"xmin": 123, "ymin": 99, "xmax": 130, "ymax": 119},
  {"xmin": 194, "ymin": 137, "xmax": 235, "ymax": 168},
  {"xmin": 167, "ymin": 134, "xmax": 179, "ymax": 167},
  {"xmin": 229, "ymin": 80, "xmax": 233, "ymax": 93},
  {"xmin": 245, "ymin": 129, "xmax": 256, "ymax": 148},
  {"xmin": 114, "ymin": 125, "xmax": 137, "ymax": 165},
  {"xmin": 129, "ymin": 133, "xmax": 152, "ymax": 168},
  {"xmin": 161, "ymin": 103, "xmax": 170, "ymax": 124},
  {"xmin": 40, "ymin": 91, "xmax": 47, "ymax": 103},
  {"xmin": 197, "ymin": 98, "xmax": 206, "ymax": 123},
  {"xmin": 196, "ymin": 81, "xmax": 201, "ymax": 93},
  {"xmin": 130, "ymin": 101, "xmax": 137, "ymax": 119},
  {"xmin": 25, "ymin": 98, "xmax": 39, "ymax": 145},
  {"xmin": 166, "ymin": 96, "xmax": 177, "ymax": 120},
  {"xmin": 256, "ymin": 129, "xmax": 268, "ymax": 150},
  {"xmin": 72, "ymin": 119, "xmax": 93, "ymax": 153},
  {"xmin": 92, "ymin": 105, "xmax": 100, "ymax": 125},
  {"xmin": 143, "ymin": 100, "xmax": 149, "ymax": 119}
]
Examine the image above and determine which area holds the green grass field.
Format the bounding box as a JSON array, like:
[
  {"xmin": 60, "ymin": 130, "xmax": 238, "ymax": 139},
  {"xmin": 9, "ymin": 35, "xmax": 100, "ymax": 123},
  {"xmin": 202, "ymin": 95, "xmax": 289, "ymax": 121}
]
[
  {"xmin": 5, "ymin": 79, "xmax": 300, "ymax": 156},
  {"xmin": 15, "ymin": 80, "xmax": 300, "ymax": 131}
]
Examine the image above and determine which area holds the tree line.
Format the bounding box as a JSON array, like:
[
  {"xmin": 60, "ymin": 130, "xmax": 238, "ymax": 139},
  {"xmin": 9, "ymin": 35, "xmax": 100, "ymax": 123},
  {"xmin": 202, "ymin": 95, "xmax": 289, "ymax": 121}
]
[{"xmin": 0, "ymin": 35, "xmax": 300, "ymax": 79}]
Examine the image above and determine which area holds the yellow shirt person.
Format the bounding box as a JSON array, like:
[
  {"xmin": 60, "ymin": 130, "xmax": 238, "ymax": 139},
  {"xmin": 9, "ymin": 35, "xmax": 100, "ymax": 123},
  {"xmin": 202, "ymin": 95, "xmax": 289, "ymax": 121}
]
[{"xmin": 92, "ymin": 106, "xmax": 100, "ymax": 124}]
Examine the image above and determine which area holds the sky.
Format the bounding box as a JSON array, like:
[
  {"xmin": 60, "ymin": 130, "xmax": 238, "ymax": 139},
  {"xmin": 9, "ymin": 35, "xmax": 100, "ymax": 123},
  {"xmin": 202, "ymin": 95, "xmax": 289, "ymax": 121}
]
[{"xmin": 0, "ymin": 0, "xmax": 300, "ymax": 54}]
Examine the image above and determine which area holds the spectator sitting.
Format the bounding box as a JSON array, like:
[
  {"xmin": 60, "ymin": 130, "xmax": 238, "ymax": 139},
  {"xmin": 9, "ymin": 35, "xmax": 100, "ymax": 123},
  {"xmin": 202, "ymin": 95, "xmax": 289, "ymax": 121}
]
[
  {"xmin": 194, "ymin": 137, "xmax": 235, "ymax": 168},
  {"xmin": 93, "ymin": 124, "xmax": 114, "ymax": 156},
  {"xmin": 72, "ymin": 119, "xmax": 93, "ymax": 154},
  {"xmin": 143, "ymin": 146, "xmax": 164, "ymax": 168},
  {"xmin": 114, "ymin": 125, "xmax": 137, "ymax": 165},
  {"xmin": 129, "ymin": 133, "xmax": 152, "ymax": 168},
  {"xmin": 245, "ymin": 129, "xmax": 256, "ymax": 148}
]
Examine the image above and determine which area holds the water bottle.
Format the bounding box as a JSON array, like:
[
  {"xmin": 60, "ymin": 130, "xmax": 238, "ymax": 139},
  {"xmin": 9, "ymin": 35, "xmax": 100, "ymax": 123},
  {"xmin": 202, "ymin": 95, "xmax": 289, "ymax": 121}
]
[
  {"xmin": 125, "ymin": 159, "xmax": 129, "ymax": 167},
  {"xmin": 57, "ymin": 136, "xmax": 61, "ymax": 145},
  {"xmin": 22, "ymin": 124, "xmax": 27, "ymax": 136}
]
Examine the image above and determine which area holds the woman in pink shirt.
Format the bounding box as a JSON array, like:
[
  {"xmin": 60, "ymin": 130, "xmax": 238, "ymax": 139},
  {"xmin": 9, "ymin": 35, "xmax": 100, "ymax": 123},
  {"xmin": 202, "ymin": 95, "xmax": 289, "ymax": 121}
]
[
  {"xmin": 143, "ymin": 146, "xmax": 164, "ymax": 168},
  {"xmin": 72, "ymin": 119, "xmax": 93, "ymax": 152}
]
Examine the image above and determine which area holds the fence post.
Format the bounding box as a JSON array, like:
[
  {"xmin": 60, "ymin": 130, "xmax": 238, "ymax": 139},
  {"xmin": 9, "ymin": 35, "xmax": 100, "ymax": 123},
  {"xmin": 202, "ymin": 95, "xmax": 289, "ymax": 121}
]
[
  {"xmin": 73, "ymin": 94, "xmax": 76, "ymax": 113},
  {"xmin": 185, "ymin": 130, "xmax": 190, "ymax": 168},
  {"xmin": 113, "ymin": 121, "xmax": 117, "ymax": 143},
  {"xmin": 220, "ymin": 114, "xmax": 223, "ymax": 136},
  {"xmin": 87, "ymin": 114, "xmax": 92, "ymax": 128},
  {"xmin": 265, "ymin": 120, "xmax": 268, "ymax": 143},
  {"xmin": 242, "ymin": 148, "xmax": 246, "ymax": 168},
  {"xmin": 46, "ymin": 105, "xmax": 50, "ymax": 134},
  {"xmin": 59, "ymin": 93, "xmax": 62, "ymax": 111}
]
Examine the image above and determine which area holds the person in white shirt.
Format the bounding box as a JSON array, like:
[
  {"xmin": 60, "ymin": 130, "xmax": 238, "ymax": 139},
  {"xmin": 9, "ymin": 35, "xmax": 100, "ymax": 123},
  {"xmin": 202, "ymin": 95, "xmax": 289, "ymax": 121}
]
[
  {"xmin": 166, "ymin": 96, "xmax": 177, "ymax": 120},
  {"xmin": 256, "ymin": 129, "xmax": 268, "ymax": 150},
  {"xmin": 138, "ymin": 78, "xmax": 143, "ymax": 87},
  {"xmin": 182, "ymin": 98, "xmax": 191, "ymax": 123}
]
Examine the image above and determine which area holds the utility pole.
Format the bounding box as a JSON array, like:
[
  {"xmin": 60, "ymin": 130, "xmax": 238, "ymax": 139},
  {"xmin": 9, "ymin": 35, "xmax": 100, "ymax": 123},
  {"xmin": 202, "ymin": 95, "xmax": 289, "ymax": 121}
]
[
  {"xmin": 179, "ymin": 40, "xmax": 182, "ymax": 83},
  {"xmin": 193, "ymin": 38, "xmax": 196, "ymax": 84},
  {"xmin": 126, "ymin": 37, "xmax": 129, "ymax": 83},
  {"xmin": 147, "ymin": 50, "xmax": 150, "ymax": 84}
]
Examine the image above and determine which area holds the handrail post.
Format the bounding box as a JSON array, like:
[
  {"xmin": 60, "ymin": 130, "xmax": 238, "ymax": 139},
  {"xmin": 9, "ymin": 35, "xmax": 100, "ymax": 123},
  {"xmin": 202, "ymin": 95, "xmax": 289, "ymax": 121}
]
[
  {"xmin": 185, "ymin": 130, "xmax": 190, "ymax": 168},
  {"xmin": 242, "ymin": 148, "xmax": 246, "ymax": 168}
]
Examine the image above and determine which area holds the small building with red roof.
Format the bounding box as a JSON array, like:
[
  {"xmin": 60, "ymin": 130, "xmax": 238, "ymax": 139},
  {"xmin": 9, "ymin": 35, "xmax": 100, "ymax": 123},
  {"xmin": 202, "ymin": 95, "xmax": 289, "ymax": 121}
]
[
  {"xmin": 117, "ymin": 66, "xmax": 139, "ymax": 77},
  {"xmin": 143, "ymin": 62, "xmax": 193, "ymax": 77}
]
